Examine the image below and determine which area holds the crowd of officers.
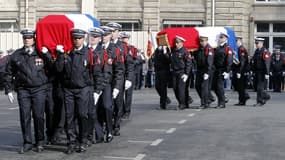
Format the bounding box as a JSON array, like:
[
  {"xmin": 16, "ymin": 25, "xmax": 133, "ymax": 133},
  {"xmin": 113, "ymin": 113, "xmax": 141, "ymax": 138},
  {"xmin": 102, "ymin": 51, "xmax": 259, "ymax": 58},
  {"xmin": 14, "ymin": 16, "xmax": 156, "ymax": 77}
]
[
  {"xmin": 2, "ymin": 22, "xmax": 143, "ymax": 154},
  {"xmin": 153, "ymin": 31, "xmax": 285, "ymax": 110}
]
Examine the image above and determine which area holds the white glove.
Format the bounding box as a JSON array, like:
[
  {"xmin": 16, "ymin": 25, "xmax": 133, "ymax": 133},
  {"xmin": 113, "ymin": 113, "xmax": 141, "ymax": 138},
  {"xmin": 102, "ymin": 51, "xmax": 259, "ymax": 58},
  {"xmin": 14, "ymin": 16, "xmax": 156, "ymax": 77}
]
[
  {"xmin": 269, "ymin": 72, "xmax": 272, "ymax": 76},
  {"xmin": 181, "ymin": 74, "xmax": 188, "ymax": 83},
  {"xmin": 203, "ymin": 73, "xmax": 209, "ymax": 80},
  {"xmin": 7, "ymin": 92, "xmax": 14, "ymax": 103},
  {"xmin": 236, "ymin": 73, "xmax": 241, "ymax": 79},
  {"xmin": 125, "ymin": 80, "xmax": 132, "ymax": 90},
  {"xmin": 222, "ymin": 72, "xmax": 230, "ymax": 79},
  {"xmin": 93, "ymin": 92, "xmax": 100, "ymax": 105},
  {"xmin": 56, "ymin": 45, "xmax": 64, "ymax": 53},
  {"xmin": 265, "ymin": 74, "xmax": 269, "ymax": 80},
  {"xmin": 41, "ymin": 47, "xmax": 48, "ymax": 54},
  {"xmin": 112, "ymin": 88, "xmax": 120, "ymax": 99}
]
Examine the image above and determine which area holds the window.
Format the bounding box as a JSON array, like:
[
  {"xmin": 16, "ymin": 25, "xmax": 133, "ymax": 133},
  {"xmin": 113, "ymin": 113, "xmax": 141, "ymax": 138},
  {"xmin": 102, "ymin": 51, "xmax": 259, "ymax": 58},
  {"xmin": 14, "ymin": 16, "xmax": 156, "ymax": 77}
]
[
  {"xmin": 255, "ymin": 0, "xmax": 285, "ymax": 2},
  {"xmin": 162, "ymin": 20, "xmax": 203, "ymax": 29},
  {"xmin": 256, "ymin": 23, "xmax": 269, "ymax": 32},
  {"xmin": 101, "ymin": 20, "xmax": 141, "ymax": 31},
  {"xmin": 0, "ymin": 21, "xmax": 19, "ymax": 32},
  {"xmin": 255, "ymin": 22, "xmax": 285, "ymax": 52}
]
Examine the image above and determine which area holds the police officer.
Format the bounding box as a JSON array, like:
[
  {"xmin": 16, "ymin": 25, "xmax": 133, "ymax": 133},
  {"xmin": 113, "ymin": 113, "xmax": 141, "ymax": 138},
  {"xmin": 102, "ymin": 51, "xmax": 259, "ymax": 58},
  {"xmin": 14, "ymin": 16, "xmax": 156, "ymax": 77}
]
[
  {"xmin": 153, "ymin": 45, "xmax": 171, "ymax": 110},
  {"xmin": 134, "ymin": 49, "xmax": 145, "ymax": 90},
  {"xmin": 193, "ymin": 35, "xmax": 214, "ymax": 109},
  {"xmin": 271, "ymin": 48, "xmax": 284, "ymax": 92},
  {"xmin": 251, "ymin": 37, "xmax": 271, "ymax": 106},
  {"xmin": 99, "ymin": 26, "xmax": 124, "ymax": 142},
  {"xmin": 4, "ymin": 29, "xmax": 48, "ymax": 153},
  {"xmin": 120, "ymin": 32, "xmax": 136, "ymax": 120},
  {"xmin": 86, "ymin": 27, "xmax": 105, "ymax": 145},
  {"xmin": 213, "ymin": 31, "xmax": 233, "ymax": 108},
  {"xmin": 171, "ymin": 36, "xmax": 192, "ymax": 110},
  {"xmin": 55, "ymin": 28, "xmax": 91, "ymax": 153},
  {"xmin": 232, "ymin": 36, "xmax": 250, "ymax": 105}
]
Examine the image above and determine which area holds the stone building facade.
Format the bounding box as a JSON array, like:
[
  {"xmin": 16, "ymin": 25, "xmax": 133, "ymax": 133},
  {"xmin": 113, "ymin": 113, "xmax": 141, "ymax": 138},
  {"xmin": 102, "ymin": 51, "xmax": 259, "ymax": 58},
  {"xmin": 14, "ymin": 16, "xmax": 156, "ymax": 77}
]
[{"xmin": 0, "ymin": 0, "xmax": 285, "ymax": 52}]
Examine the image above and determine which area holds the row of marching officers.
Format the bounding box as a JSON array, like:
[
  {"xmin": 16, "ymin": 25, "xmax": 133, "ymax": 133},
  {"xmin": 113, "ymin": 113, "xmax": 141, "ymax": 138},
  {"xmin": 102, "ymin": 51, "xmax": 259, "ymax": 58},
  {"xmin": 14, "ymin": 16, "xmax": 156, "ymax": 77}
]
[
  {"xmin": 3, "ymin": 22, "xmax": 141, "ymax": 154},
  {"xmin": 153, "ymin": 31, "xmax": 273, "ymax": 110}
]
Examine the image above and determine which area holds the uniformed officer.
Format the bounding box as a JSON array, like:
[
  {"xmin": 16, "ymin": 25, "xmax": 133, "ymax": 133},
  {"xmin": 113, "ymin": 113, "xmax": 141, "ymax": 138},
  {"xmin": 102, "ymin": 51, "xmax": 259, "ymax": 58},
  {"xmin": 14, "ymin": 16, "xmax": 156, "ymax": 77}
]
[
  {"xmin": 153, "ymin": 45, "xmax": 171, "ymax": 110},
  {"xmin": 99, "ymin": 26, "xmax": 124, "ymax": 142},
  {"xmin": 213, "ymin": 31, "xmax": 233, "ymax": 108},
  {"xmin": 251, "ymin": 37, "xmax": 271, "ymax": 106},
  {"xmin": 4, "ymin": 29, "xmax": 48, "ymax": 153},
  {"xmin": 271, "ymin": 47, "xmax": 284, "ymax": 92},
  {"xmin": 120, "ymin": 32, "xmax": 136, "ymax": 120},
  {"xmin": 232, "ymin": 36, "xmax": 250, "ymax": 105},
  {"xmin": 86, "ymin": 27, "xmax": 105, "ymax": 145},
  {"xmin": 193, "ymin": 35, "xmax": 214, "ymax": 109},
  {"xmin": 55, "ymin": 28, "xmax": 91, "ymax": 153},
  {"xmin": 171, "ymin": 36, "xmax": 192, "ymax": 110}
]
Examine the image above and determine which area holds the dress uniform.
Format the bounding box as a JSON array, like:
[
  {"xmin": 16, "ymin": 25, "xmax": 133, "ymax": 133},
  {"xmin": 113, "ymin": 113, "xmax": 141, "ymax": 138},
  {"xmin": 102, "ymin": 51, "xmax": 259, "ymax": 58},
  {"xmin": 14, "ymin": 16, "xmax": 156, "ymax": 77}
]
[
  {"xmin": 251, "ymin": 37, "xmax": 271, "ymax": 106},
  {"xmin": 86, "ymin": 27, "xmax": 106, "ymax": 144},
  {"xmin": 271, "ymin": 50, "xmax": 284, "ymax": 92},
  {"xmin": 171, "ymin": 36, "xmax": 192, "ymax": 110},
  {"xmin": 213, "ymin": 32, "xmax": 233, "ymax": 108},
  {"xmin": 4, "ymin": 29, "xmax": 48, "ymax": 153},
  {"xmin": 55, "ymin": 28, "xmax": 92, "ymax": 153},
  {"xmin": 193, "ymin": 35, "xmax": 214, "ymax": 109},
  {"xmin": 98, "ymin": 26, "xmax": 124, "ymax": 142},
  {"xmin": 153, "ymin": 46, "xmax": 171, "ymax": 109},
  {"xmin": 120, "ymin": 32, "xmax": 136, "ymax": 121},
  {"xmin": 232, "ymin": 37, "xmax": 250, "ymax": 105}
]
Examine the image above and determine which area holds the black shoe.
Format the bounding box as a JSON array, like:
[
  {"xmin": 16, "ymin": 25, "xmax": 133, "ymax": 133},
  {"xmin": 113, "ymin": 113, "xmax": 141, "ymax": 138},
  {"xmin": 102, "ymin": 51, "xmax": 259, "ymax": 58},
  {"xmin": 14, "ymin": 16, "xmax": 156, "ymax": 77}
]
[
  {"xmin": 177, "ymin": 104, "xmax": 186, "ymax": 110},
  {"xmin": 209, "ymin": 97, "xmax": 216, "ymax": 104},
  {"xmin": 199, "ymin": 105, "xmax": 206, "ymax": 109},
  {"xmin": 76, "ymin": 144, "xmax": 87, "ymax": 153},
  {"xmin": 35, "ymin": 145, "xmax": 44, "ymax": 153},
  {"xmin": 253, "ymin": 103, "xmax": 264, "ymax": 107},
  {"xmin": 188, "ymin": 97, "xmax": 193, "ymax": 104},
  {"xmin": 18, "ymin": 144, "xmax": 33, "ymax": 154},
  {"xmin": 65, "ymin": 145, "xmax": 75, "ymax": 154},
  {"xmin": 216, "ymin": 104, "xmax": 225, "ymax": 109},
  {"xmin": 86, "ymin": 140, "xmax": 92, "ymax": 147},
  {"xmin": 234, "ymin": 102, "xmax": 245, "ymax": 106},
  {"xmin": 166, "ymin": 97, "xmax": 171, "ymax": 105},
  {"xmin": 122, "ymin": 113, "xmax": 130, "ymax": 120},
  {"xmin": 113, "ymin": 129, "xmax": 120, "ymax": 136},
  {"xmin": 225, "ymin": 97, "xmax": 229, "ymax": 103},
  {"xmin": 105, "ymin": 134, "xmax": 113, "ymax": 143},
  {"xmin": 160, "ymin": 104, "xmax": 166, "ymax": 110}
]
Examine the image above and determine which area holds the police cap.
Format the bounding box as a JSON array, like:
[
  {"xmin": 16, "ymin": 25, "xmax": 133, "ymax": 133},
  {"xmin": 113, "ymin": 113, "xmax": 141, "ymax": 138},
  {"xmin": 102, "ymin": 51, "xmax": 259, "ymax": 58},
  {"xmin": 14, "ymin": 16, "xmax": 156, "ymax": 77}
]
[
  {"xmin": 89, "ymin": 27, "xmax": 104, "ymax": 37},
  {"xmin": 100, "ymin": 26, "xmax": 115, "ymax": 36},
  {"xmin": 71, "ymin": 28, "xmax": 87, "ymax": 38},
  {"xmin": 106, "ymin": 22, "xmax": 122, "ymax": 30},
  {"xmin": 20, "ymin": 28, "xmax": 35, "ymax": 39}
]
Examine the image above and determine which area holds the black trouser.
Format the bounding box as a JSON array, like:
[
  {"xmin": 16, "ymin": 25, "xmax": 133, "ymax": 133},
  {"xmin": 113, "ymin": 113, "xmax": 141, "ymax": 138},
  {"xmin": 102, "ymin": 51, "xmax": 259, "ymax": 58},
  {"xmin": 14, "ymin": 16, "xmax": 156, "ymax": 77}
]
[
  {"xmin": 172, "ymin": 72, "xmax": 187, "ymax": 106},
  {"xmin": 98, "ymin": 84, "xmax": 113, "ymax": 135},
  {"xmin": 208, "ymin": 70, "xmax": 215, "ymax": 102},
  {"xmin": 124, "ymin": 77, "xmax": 135, "ymax": 115},
  {"xmin": 113, "ymin": 83, "xmax": 124, "ymax": 130},
  {"xmin": 273, "ymin": 72, "xmax": 282, "ymax": 92},
  {"xmin": 155, "ymin": 70, "xmax": 170, "ymax": 106},
  {"xmin": 64, "ymin": 87, "xmax": 89, "ymax": 145},
  {"xmin": 232, "ymin": 73, "xmax": 249, "ymax": 103},
  {"xmin": 87, "ymin": 87, "xmax": 104, "ymax": 141},
  {"xmin": 212, "ymin": 71, "xmax": 226, "ymax": 106},
  {"xmin": 195, "ymin": 71, "xmax": 210, "ymax": 106},
  {"xmin": 45, "ymin": 83, "xmax": 55, "ymax": 140},
  {"xmin": 17, "ymin": 85, "xmax": 47, "ymax": 146},
  {"xmin": 53, "ymin": 86, "xmax": 65, "ymax": 136},
  {"xmin": 255, "ymin": 71, "xmax": 270, "ymax": 104}
]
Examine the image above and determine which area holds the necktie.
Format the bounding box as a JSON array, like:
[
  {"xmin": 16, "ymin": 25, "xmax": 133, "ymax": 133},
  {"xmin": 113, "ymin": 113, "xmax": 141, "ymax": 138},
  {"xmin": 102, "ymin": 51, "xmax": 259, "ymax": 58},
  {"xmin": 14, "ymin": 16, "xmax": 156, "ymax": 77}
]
[{"xmin": 89, "ymin": 48, "xmax": 94, "ymax": 71}]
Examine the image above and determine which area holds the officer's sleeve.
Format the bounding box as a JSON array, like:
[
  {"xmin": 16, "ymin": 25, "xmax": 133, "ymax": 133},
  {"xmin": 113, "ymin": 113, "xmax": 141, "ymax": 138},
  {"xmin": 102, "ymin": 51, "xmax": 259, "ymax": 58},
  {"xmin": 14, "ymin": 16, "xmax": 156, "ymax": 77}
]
[
  {"xmin": 207, "ymin": 48, "xmax": 214, "ymax": 74},
  {"xmin": 238, "ymin": 47, "xmax": 247, "ymax": 74},
  {"xmin": 263, "ymin": 51, "xmax": 271, "ymax": 75},
  {"xmin": 4, "ymin": 55, "xmax": 15, "ymax": 94},
  {"xmin": 42, "ymin": 51, "xmax": 54, "ymax": 72},
  {"xmin": 125, "ymin": 51, "xmax": 135, "ymax": 81},
  {"xmin": 226, "ymin": 47, "xmax": 233, "ymax": 73},
  {"xmin": 184, "ymin": 49, "xmax": 192, "ymax": 75},
  {"xmin": 54, "ymin": 52, "xmax": 65, "ymax": 73},
  {"xmin": 112, "ymin": 47, "xmax": 125, "ymax": 89},
  {"xmin": 93, "ymin": 51, "xmax": 104, "ymax": 93}
]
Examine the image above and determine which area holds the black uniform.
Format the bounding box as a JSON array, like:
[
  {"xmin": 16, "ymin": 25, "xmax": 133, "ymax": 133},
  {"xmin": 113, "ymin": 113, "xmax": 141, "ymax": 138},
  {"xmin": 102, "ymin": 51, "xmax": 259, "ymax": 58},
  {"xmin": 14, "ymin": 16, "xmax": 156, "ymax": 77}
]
[
  {"xmin": 251, "ymin": 47, "xmax": 271, "ymax": 105},
  {"xmin": 0, "ymin": 55, "xmax": 8, "ymax": 89},
  {"xmin": 98, "ymin": 42, "xmax": 124, "ymax": 142},
  {"xmin": 193, "ymin": 44, "xmax": 214, "ymax": 108},
  {"xmin": 134, "ymin": 50, "xmax": 145, "ymax": 90},
  {"xmin": 4, "ymin": 47, "xmax": 48, "ymax": 149},
  {"xmin": 87, "ymin": 44, "xmax": 105, "ymax": 143},
  {"xmin": 232, "ymin": 45, "xmax": 250, "ymax": 105},
  {"xmin": 153, "ymin": 47, "xmax": 171, "ymax": 109},
  {"xmin": 171, "ymin": 46, "xmax": 192, "ymax": 109},
  {"xmin": 55, "ymin": 46, "xmax": 93, "ymax": 149},
  {"xmin": 123, "ymin": 45, "xmax": 138, "ymax": 118},
  {"xmin": 213, "ymin": 43, "xmax": 233, "ymax": 108},
  {"xmin": 271, "ymin": 53, "xmax": 284, "ymax": 92}
]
